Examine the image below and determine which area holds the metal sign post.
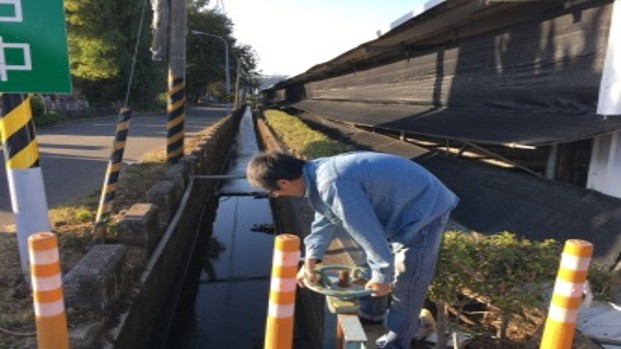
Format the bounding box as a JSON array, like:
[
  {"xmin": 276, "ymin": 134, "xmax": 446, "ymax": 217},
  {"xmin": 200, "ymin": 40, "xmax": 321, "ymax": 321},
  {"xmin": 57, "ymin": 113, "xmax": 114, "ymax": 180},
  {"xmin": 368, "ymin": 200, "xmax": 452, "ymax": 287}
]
[{"xmin": 1, "ymin": 0, "xmax": 72, "ymax": 277}]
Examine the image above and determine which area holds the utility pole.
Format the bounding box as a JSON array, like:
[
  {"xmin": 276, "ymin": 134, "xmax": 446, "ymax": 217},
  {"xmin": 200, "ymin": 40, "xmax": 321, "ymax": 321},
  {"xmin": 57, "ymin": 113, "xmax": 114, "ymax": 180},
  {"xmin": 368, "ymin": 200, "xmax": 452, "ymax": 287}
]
[
  {"xmin": 166, "ymin": 0, "xmax": 187, "ymax": 163},
  {"xmin": 234, "ymin": 57, "xmax": 242, "ymax": 109}
]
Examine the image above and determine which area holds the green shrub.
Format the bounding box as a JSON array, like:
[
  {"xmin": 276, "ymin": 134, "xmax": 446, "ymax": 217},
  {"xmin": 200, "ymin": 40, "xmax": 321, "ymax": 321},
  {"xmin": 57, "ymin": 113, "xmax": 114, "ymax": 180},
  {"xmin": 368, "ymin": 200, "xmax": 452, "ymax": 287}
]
[
  {"xmin": 429, "ymin": 231, "xmax": 619, "ymax": 346},
  {"xmin": 474, "ymin": 232, "xmax": 560, "ymax": 339},
  {"xmin": 587, "ymin": 263, "xmax": 621, "ymax": 302},
  {"xmin": 74, "ymin": 208, "xmax": 94, "ymax": 222},
  {"xmin": 33, "ymin": 111, "xmax": 67, "ymax": 127},
  {"xmin": 30, "ymin": 94, "xmax": 46, "ymax": 117},
  {"xmin": 430, "ymin": 232, "xmax": 557, "ymax": 344},
  {"xmin": 429, "ymin": 231, "xmax": 485, "ymax": 348},
  {"xmin": 154, "ymin": 92, "xmax": 168, "ymax": 109},
  {"xmin": 263, "ymin": 109, "xmax": 354, "ymax": 158}
]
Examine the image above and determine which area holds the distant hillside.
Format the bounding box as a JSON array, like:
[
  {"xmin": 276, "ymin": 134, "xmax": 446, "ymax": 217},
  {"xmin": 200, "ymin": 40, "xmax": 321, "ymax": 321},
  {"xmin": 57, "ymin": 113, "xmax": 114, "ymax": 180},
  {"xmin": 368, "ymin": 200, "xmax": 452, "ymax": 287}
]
[{"xmin": 261, "ymin": 75, "xmax": 288, "ymax": 90}]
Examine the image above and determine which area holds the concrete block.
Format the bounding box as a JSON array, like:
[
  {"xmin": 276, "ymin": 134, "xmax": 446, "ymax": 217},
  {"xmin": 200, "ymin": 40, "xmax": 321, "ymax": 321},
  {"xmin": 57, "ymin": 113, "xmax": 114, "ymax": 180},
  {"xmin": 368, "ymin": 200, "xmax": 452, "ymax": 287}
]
[
  {"xmin": 191, "ymin": 149, "xmax": 207, "ymax": 174},
  {"xmin": 164, "ymin": 164, "xmax": 186, "ymax": 196},
  {"xmin": 146, "ymin": 180, "xmax": 178, "ymax": 231},
  {"xmin": 70, "ymin": 323, "xmax": 103, "ymax": 349},
  {"xmin": 124, "ymin": 246, "xmax": 149, "ymax": 278},
  {"xmin": 63, "ymin": 245, "xmax": 128, "ymax": 312},
  {"xmin": 179, "ymin": 154, "xmax": 197, "ymax": 179},
  {"xmin": 117, "ymin": 203, "xmax": 160, "ymax": 252}
]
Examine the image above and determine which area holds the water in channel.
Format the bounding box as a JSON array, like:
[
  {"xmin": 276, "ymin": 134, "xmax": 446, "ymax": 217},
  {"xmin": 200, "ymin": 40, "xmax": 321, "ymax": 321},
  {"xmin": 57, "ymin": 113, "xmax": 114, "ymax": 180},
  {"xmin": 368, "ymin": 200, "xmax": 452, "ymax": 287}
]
[{"xmin": 165, "ymin": 108, "xmax": 276, "ymax": 348}]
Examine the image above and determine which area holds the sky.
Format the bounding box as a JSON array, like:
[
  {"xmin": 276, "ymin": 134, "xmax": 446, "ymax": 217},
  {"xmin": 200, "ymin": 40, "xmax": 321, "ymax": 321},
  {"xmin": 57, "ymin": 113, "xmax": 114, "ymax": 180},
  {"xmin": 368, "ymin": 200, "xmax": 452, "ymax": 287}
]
[{"xmin": 209, "ymin": 0, "xmax": 428, "ymax": 77}]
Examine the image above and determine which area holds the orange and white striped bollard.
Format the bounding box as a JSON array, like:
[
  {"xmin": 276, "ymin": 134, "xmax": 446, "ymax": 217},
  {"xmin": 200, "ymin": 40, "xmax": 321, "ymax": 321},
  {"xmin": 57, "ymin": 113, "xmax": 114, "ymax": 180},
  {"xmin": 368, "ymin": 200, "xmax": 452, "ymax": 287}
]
[
  {"xmin": 29, "ymin": 232, "xmax": 69, "ymax": 349},
  {"xmin": 264, "ymin": 234, "xmax": 300, "ymax": 349},
  {"xmin": 540, "ymin": 239, "xmax": 593, "ymax": 349}
]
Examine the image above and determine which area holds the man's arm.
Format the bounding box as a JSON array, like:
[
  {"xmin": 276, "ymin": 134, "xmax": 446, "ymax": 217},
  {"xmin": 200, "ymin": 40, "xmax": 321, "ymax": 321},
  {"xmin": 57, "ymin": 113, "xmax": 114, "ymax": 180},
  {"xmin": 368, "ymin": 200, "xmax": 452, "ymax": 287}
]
[
  {"xmin": 297, "ymin": 213, "xmax": 336, "ymax": 287},
  {"xmin": 323, "ymin": 179, "xmax": 394, "ymax": 286},
  {"xmin": 304, "ymin": 211, "xmax": 337, "ymax": 261}
]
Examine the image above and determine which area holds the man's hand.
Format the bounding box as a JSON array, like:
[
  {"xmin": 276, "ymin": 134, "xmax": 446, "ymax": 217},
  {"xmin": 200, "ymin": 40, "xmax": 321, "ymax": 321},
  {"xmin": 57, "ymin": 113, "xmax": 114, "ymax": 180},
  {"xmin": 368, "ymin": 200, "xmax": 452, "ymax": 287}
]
[
  {"xmin": 365, "ymin": 280, "xmax": 392, "ymax": 297},
  {"xmin": 296, "ymin": 259, "xmax": 320, "ymax": 287}
]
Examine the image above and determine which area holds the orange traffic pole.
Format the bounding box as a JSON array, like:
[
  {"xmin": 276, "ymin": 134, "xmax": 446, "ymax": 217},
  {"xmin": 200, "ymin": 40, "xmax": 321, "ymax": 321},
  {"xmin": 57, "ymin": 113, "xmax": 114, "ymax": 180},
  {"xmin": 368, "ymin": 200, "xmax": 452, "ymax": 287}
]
[
  {"xmin": 540, "ymin": 239, "xmax": 593, "ymax": 349},
  {"xmin": 264, "ymin": 234, "xmax": 300, "ymax": 349},
  {"xmin": 28, "ymin": 232, "xmax": 69, "ymax": 349}
]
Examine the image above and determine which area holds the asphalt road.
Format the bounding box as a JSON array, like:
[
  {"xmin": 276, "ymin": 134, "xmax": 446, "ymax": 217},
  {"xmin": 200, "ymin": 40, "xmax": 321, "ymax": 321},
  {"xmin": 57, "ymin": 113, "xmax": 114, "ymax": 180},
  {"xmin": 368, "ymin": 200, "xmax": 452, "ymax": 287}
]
[{"xmin": 0, "ymin": 104, "xmax": 229, "ymax": 231}]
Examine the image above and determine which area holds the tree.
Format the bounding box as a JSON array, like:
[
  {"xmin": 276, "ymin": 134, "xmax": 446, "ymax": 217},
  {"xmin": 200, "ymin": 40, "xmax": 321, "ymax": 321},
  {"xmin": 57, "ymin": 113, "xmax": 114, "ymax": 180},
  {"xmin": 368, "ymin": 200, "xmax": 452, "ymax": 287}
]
[
  {"xmin": 233, "ymin": 44, "xmax": 261, "ymax": 104},
  {"xmin": 65, "ymin": 0, "xmax": 164, "ymax": 108},
  {"xmin": 64, "ymin": 0, "xmax": 260, "ymax": 108},
  {"xmin": 186, "ymin": 7, "xmax": 233, "ymax": 102},
  {"xmin": 186, "ymin": 6, "xmax": 260, "ymax": 103}
]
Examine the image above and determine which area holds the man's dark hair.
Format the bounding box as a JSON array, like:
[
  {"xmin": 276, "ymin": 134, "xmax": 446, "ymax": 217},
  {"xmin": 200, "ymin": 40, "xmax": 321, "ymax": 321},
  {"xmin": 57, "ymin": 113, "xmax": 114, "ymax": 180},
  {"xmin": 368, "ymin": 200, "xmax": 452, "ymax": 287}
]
[{"xmin": 246, "ymin": 151, "xmax": 306, "ymax": 191}]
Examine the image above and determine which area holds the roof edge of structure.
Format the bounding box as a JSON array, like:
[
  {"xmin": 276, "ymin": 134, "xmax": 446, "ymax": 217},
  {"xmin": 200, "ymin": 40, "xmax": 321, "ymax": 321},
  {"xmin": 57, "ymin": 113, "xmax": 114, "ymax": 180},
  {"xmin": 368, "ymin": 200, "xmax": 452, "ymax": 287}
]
[{"xmin": 292, "ymin": 99, "xmax": 621, "ymax": 147}]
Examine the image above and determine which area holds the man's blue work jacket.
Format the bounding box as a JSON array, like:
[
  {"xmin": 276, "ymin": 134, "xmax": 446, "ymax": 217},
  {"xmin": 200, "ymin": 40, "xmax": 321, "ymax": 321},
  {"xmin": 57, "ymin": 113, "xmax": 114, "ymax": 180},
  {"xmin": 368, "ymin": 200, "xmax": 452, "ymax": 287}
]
[{"xmin": 302, "ymin": 151, "xmax": 459, "ymax": 284}]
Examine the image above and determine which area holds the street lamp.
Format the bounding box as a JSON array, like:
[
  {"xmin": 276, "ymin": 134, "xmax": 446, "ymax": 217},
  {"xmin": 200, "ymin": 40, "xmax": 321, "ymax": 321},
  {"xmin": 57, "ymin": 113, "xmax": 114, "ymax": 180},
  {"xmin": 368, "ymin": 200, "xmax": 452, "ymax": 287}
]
[{"xmin": 191, "ymin": 30, "xmax": 231, "ymax": 114}]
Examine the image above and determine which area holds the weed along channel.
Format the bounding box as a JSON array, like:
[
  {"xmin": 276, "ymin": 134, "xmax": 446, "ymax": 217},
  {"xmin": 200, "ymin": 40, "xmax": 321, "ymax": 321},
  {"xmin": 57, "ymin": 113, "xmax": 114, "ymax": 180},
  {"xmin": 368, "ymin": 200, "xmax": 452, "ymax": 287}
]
[{"xmin": 162, "ymin": 108, "xmax": 309, "ymax": 348}]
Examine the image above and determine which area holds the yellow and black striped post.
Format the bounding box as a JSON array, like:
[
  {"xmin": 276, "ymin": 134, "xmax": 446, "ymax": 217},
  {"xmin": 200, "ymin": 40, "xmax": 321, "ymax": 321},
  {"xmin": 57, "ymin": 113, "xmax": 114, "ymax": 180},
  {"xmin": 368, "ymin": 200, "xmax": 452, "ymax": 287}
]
[
  {"xmin": 93, "ymin": 108, "xmax": 132, "ymax": 240},
  {"xmin": 0, "ymin": 93, "xmax": 51, "ymax": 277},
  {"xmin": 166, "ymin": 73, "xmax": 185, "ymax": 163}
]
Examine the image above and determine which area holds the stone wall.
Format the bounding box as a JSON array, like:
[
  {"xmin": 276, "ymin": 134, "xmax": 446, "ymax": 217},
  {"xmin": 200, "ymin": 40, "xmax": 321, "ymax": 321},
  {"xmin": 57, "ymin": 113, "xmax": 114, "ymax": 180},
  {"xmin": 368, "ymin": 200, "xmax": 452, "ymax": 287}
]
[{"xmin": 62, "ymin": 108, "xmax": 244, "ymax": 348}]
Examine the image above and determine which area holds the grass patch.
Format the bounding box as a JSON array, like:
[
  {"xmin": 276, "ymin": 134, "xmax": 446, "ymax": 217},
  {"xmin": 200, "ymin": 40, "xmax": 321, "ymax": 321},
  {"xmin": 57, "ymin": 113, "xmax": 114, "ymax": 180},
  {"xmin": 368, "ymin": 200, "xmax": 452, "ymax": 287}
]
[{"xmin": 263, "ymin": 109, "xmax": 354, "ymax": 158}]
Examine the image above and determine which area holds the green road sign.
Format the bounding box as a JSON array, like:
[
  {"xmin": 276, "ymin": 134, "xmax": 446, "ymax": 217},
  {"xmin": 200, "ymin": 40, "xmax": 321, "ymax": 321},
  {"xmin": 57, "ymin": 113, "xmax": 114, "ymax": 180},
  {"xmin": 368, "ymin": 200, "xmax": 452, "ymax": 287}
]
[{"xmin": 0, "ymin": 0, "xmax": 72, "ymax": 93}]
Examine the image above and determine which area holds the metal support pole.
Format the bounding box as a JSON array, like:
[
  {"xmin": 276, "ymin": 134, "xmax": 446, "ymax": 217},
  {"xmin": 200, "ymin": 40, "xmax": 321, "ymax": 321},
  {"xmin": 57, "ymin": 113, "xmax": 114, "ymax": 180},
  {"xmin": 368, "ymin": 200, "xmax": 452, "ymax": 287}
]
[
  {"xmin": 323, "ymin": 296, "xmax": 366, "ymax": 349},
  {"xmin": 545, "ymin": 144, "xmax": 559, "ymax": 180},
  {"xmin": 0, "ymin": 93, "xmax": 51, "ymax": 279},
  {"xmin": 324, "ymin": 301, "xmax": 338, "ymax": 349},
  {"xmin": 462, "ymin": 140, "xmax": 543, "ymax": 177},
  {"xmin": 455, "ymin": 143, "xmax": 469, "ymax": 158},
  {"xmin": 338, "ymin": 315, "xmax": 367, "ymax": 349}
]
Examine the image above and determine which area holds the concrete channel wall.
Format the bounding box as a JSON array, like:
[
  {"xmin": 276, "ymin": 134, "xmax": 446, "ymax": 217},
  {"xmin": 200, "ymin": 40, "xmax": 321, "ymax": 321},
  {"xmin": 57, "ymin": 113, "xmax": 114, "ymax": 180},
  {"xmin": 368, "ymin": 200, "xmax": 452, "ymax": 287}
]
[{"xmin": 60, "ymin": 108, "xmax": 244, "ymax": 349}]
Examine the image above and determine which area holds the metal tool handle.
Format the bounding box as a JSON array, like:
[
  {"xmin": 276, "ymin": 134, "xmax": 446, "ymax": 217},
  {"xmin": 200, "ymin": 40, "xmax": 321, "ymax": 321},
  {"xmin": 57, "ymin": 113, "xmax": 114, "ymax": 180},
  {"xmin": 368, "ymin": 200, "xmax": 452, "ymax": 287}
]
[{"xmin": 303, "ymin": 265, "xmax": 373, "ymax": 299}]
